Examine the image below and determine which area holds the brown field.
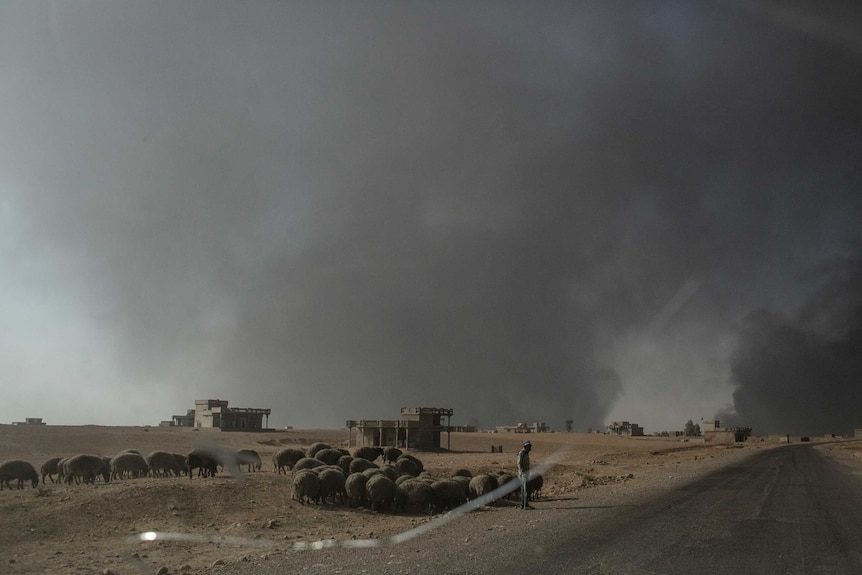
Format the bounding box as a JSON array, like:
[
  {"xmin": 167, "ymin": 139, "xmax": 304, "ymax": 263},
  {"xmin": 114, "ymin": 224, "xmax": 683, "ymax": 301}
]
[{"xmin": 0, "ymin": 424, "xmax": 845, "ymax": 575}]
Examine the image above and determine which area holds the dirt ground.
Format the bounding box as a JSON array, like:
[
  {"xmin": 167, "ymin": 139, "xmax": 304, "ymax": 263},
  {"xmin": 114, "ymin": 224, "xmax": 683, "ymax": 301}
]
[{"xmin": 0, "ymin": 425, "xmax": 853, "ymax": 575}]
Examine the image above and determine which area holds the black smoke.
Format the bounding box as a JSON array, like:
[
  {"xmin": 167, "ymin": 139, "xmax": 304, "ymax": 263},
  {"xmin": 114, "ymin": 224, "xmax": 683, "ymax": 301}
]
[
  {"xmin": 2, "ymin": 2, "xmax": 861, "ymax": 430},
  {"xmin": 721, "ymin": 256, "xmax": 862, "ymax": 436}
]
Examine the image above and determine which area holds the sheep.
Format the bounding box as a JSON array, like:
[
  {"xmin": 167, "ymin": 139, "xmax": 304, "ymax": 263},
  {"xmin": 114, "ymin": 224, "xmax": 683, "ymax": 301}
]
[
  {"xmin": 527, "ymin": 474, "xmax": 544, "ymax": 500},
  {"xmin": 349, "ymin": 458, "xmax": 378, "ymax": 474},
  {"xmin": 40, "ymin": 457, "xmax": 62, "ymax": 484},
  {"xmin": 383, "ymin": 447, "xmax": 402, "ymax": 464},
  {"xmin": 293, "ymin": 457, "xmax": 326, "ymax": 472},
  {"xmin": 111, "ymin": 452, "xmax": 149, "ymax": 480},
  {"xmin": 380, "ymin": 464, "xmax": 398, "ymax": 482},
  {"xmin": 292, "ymin": 470, "xmax": 320, "ymax": 505},
  {"xmin": 365, "ymin": 474, "xmax": 397, "ymax": 512},
  {"xmin": 187, "ymin": 449, "xmax": 219, "ymax": 478},
  {"xmin": 147, "ymin": 451, "xmax": 182, "ymax": 477},
  {"xmin": 396, "ymin": 453, "xmax": 424, "ymax": 472},
  {"xmin": 272, "ymin": 448, "xmax": 305, "ymax": 474},
  {"xmin": 450, "ymin": 475, "xmax": 471, "ymax": 500},
  {"xmin": 469, "ymin": 474, "xmax": 499, "ymax": 501},
  {"xmin": 172, "ymin": 453, "xmax": 189, "ymax": 476},
  {"xmin": 65, "ymin": 454, "xmax": 110, "ymax": 485},
  {"xmin": 431, "ymin": 479, "xmax": 467, "ymax": 511},
  {"xmin": 495, "ymin": 472, "xmax": 517, "ymax": 500},
  {"xmin": 394, "ymin": 457, "xmax": 419, "ymax": 478},
  {"xmin": 452, "ymin": 468, "xmax": 472, "ymax": 478},
  {"xmin": 399, "ymin": 478, "xmax": 438, "ymax": 515},
  {"xmin": 0, "ymin": 460, "xmax": 39, "ymax": 490},
  {"xmin": 306, "ymin": 442, "xmax": 331, "ymax": 458},
  {"xmin": 395, "ymin": 474, "xmax": 415, "ymax": 486},
  {"xmin": 337, "ymin": 455, "xmax": 354, "ymax": 475},
  {"xmin": 99, "ymin": 457, "xmax": 113, "ymax": 482},
  {"xmin": 352, "ymin": 446, "xmax": 383, "ymax": 462},
  {"xmin": 345, "ymin": 472, "xmax": 369, "ymax": 507},
  {"xmin": 362, "ymin": 467, "xmax": 384, "ymax": 479},
  {"xmin": 318, "ymin": 467, "xmax": 346, "ymax": 504},
  {"xmin": 236, "ymin": 449, "xmax": 262, "ymax": 472},
  {"xmin": 314, "ymin": 448, "xmax": 344, "ymax": 466}
]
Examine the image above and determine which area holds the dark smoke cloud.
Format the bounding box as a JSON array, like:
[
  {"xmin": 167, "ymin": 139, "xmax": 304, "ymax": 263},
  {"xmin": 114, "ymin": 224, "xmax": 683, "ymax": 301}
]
[
  {"xmin": 721, "ymin": 257, "xmax": 862, "ymax": 436},
  {"xmin": 2, "ymin": 2, "xmax": 861, "ymax": 430}
]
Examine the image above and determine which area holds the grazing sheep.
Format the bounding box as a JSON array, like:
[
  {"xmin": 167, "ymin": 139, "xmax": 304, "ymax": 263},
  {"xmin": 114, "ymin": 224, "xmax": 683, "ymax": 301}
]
[
  {"xmin": 365, "ymin": 475, "xmax": 397, "ymax": 512},
  {"xmin": 394, "ymin": 457, "xmax": 419, "ymax": 478},
  {"xmin": 396, "ymin": 453, "xmax": 424, "ymax": 475},
  {"xmin": 318, "ymin": 467, "xmax": 347, "ymax": 504},
  {"xmin": 362, "ymin": 467, "xmax": 384, "ymax": 479},
  {"xmin": 345, "ymin": 472, "xmax": 369, "ymax": 507},
  {"xmin": 292, "ymin": 470, "xmax": 321, "ymax": 505},
  {"xmin": 399, "ymin": 478, "xmax": 438, "ymax": 514},
  {"xmin": 314, "ymin": 449, "xmax": 344, "ymax": 466},
  {"xmin": 272, "ymin": 448, "xmax": 305, "ymax": 474},
  {"xmin": 383, "ymin": 447, "xmax": 403, "ymax": 464},
  {"xmin": 65, "ymin": 454, "xmax": 110, "ymax": 485},
  {"xmin": 495, "ymin": 472, "xmax": 517, "ymax": 499},
  {"xmin": 469, "ymin": 474, "xmax": 499, "ymax": 501},
  {"xmin": 40, "ymin": 457, "xmax": 62, "ymax": 484},
  {"xmin": 450, "ymin": 475, "xmax": 471, "ymax": 500},
  {"xmin": 527, "ymin": 474, "xmax": 544, "ymax": 500},
  {"xmin": 0, "ymin": 460, "xmax": 39, "ymax": 490},
  {"xmin": 352, "ymin": 446, "xmax": 384, "ymax": 462},
  {"xmin": 147, "ymin": 451, "xmax": 182, "ymax": 477},
  {"xmin": 379, "ymin": 464, "xmax": 398, "ymax": 482},
  {"xmin": 172, "ymin": 453, "xmax": 189, "ymax": 476},
  {"xmin": 99, "ymin": 457, "xmax": 113, "ymax": 482},
  {"xmin": 431, "ymin": 479, "xmax": 468, "ymax": 511},
  {"xmin": 337, "ymin": 455, "xmax": 354, "ymax": 475},
  {"xmin": 236, "ymin": 449, "xmax": 262, "ymax": 472},
  {"xmin": 395, "ymin": 474, "xmax": 414, "ymax": 486},
  {"xmin": 187, "ymin": 449, "xmax": 219, "ymax": 478},
  {"xmin": 306, "ymin": 442, "xmax": 331, "ymax": 458},
  {"xmin": 111, "ymin": 452, "xmax": 149, "ymax": 480},
  {"xmin": 349, "ymin": 458, "xmax": 378, "ymax": 474},
  {"xmin": 293, "ymin": 457, "xmax": 326, "ymax": 472}
]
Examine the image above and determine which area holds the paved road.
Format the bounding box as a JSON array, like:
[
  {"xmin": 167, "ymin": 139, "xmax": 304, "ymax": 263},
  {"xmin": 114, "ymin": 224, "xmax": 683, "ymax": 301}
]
[
  {"xmin": 227, "ymin": 444, "xmax": 862, "ymax": 575},
  {"xmin": 509, "ymin": 443, "xmax": 862, "ymax": 574}
]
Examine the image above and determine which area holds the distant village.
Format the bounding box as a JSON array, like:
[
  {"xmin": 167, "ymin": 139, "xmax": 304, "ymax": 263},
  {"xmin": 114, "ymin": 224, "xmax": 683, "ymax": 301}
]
[{"xmin": 11, "ymin": 400, "xmax": 859, "ymax": 446}]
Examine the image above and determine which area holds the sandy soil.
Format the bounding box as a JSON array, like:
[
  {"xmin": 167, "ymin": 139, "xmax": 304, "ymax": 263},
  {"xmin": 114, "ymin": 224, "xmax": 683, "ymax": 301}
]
[{"xmin": 0, "ymin": 425, "xmax": 848, "ymax": 575}]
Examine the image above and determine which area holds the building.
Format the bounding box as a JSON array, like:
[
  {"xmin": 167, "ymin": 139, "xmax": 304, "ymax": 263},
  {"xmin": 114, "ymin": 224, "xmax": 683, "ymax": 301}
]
[
  {"xmin": 705, "ymin": 421, "xmax": 752, "ymax": 444},
  {"xmin": 12, "ymin": 418, "xmax": 46, "ymax": 426},
  {"xmin": 701, "ymin": 420, "xmax": 720, "ymax": 433},
  {"xmin": 494, "ymin": 422, "xmax": 550, "ymax": 433},
  {"xmin": 607, "ymin": 421, "xmax": 644, "ymax": 436},
  {"xmin": 194, "ymin": 399, "xmax": 271, "ymax": 430},
  {"xmin": 164, "ymin": 409, "xmax": 195, "ymax": 428},
  {"xmin": 346, "ymin": 407, "xmax": 453, "ymax": 451},
  {"xmin": 162, "ymin": 400, "xmax": 271, "ymax": 430}
]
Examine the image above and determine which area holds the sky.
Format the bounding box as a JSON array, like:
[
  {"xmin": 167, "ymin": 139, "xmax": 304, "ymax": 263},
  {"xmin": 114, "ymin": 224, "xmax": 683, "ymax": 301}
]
[{"xmin": 1, "ymin": 1, "xmax": 860, "ymax": 436}]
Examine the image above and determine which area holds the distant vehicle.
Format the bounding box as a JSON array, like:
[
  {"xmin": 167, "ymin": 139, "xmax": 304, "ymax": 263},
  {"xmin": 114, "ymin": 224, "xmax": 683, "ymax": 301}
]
[{"xmin": 801, "ymin": 437, "xmax": 810, "ymax": 442}]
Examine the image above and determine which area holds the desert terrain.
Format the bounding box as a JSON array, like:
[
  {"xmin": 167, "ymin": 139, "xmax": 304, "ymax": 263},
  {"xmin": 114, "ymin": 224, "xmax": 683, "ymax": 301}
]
[{"xmin": 0, "ymin": 425, "xmax": 853, "ymax": 575}]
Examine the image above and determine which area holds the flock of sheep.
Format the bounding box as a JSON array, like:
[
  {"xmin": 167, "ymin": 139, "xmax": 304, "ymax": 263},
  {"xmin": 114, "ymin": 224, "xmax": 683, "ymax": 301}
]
[
  {"xmin": 0, "ymin": 442, "xmax": 543, "ymax": 516},
  {"xmin": 0, "ymin": 447, "xmax": 262, "ymax": 490},
  {"xmin": 276, "ymin": 442, "xmax": 543, "ymax": 514}
]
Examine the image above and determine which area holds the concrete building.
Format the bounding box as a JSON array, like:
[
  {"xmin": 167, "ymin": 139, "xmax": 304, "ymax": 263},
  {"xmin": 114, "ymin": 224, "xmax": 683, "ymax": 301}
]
[
  {"xmin": 607, "ymin": 421, "xmax": 644, "ymax": 436},
  {"xmin": 346, "ymin": 407, "xmax": 453, "ymax": 451},
  {"xmin": 162, "ymin": 400, "xmax": 271, "ymax": 430},
  {"xmin": 12, "ymin": 418, "xmax": 46, "ymax": 426},
  {"xmin": 705, "ymin": 421, "xmax": 752, "ymax": 444},
  {"xmin": 193, "ymin": 399, "xmax": 271, "ymax": 430}
]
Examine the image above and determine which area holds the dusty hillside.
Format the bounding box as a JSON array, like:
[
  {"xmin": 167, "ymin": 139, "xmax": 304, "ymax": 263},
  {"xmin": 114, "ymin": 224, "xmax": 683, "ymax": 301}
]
[{"xmin": 0, "ymin": 425, "xmax": 788, "ymax": 575}]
